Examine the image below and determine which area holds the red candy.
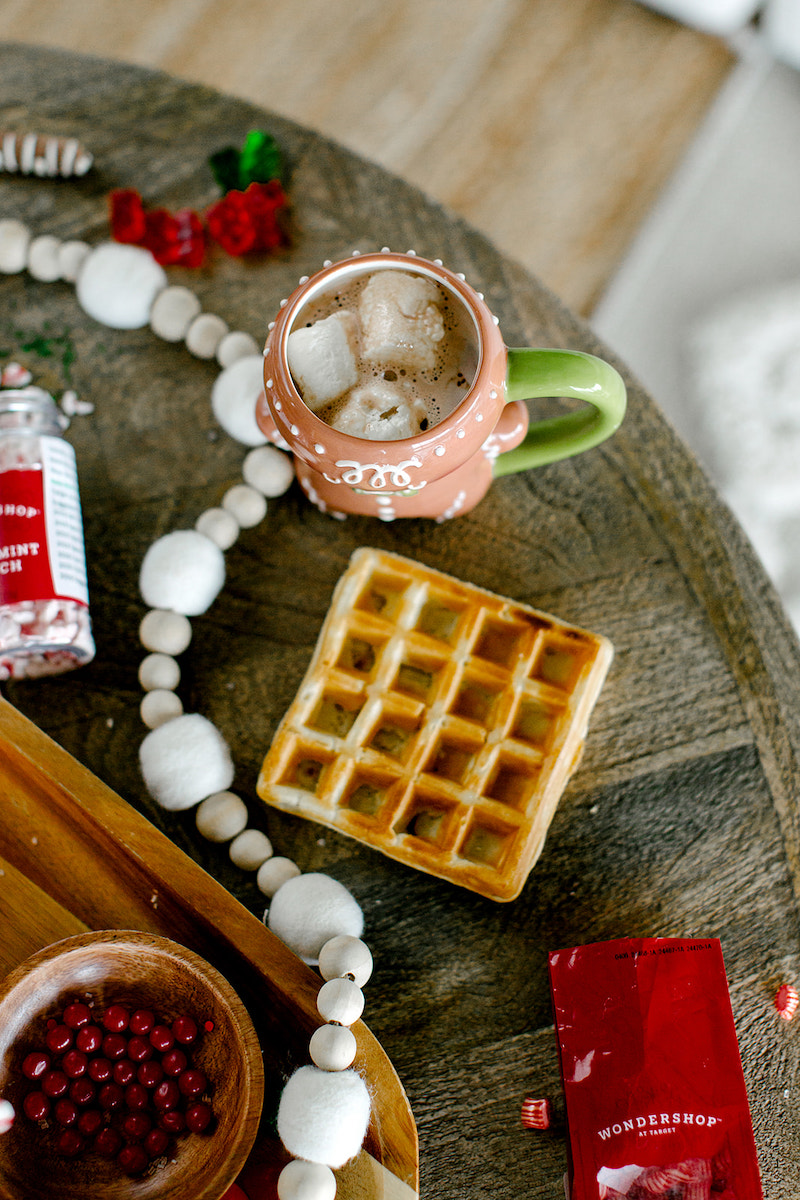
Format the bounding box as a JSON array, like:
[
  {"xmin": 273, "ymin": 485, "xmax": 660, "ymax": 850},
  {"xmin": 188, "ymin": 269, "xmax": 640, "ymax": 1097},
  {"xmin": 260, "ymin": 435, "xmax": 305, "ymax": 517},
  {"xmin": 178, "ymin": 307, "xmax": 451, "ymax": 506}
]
[
  {"xmin": 62, "ymin": 1003, "xmax": 92, "ymax": 1030},
  {"xmin": 17, "ymin": 997, "xmax": 215, "ymax": 1174},
  {"xmin": 520, "ymin": 1096, "xmax": 551, "ymax": 1130},
  {"xmin": 774, "ymin": 982, "xmax": 799, "ymax": 1021}
]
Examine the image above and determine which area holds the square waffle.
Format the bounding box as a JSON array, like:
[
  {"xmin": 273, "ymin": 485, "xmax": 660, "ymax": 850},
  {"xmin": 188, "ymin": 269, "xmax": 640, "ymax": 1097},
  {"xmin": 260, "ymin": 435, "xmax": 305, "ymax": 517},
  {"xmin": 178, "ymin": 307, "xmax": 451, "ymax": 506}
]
[{"xmin": 256, "ymin": 548, "xmax": 613, "ymax": 901}]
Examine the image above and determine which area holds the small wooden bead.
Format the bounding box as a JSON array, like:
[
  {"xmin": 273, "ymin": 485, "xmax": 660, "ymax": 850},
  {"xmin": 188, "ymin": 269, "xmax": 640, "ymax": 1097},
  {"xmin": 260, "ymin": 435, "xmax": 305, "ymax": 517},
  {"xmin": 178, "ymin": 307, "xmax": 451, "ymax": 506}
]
[
  {"xmin": 257, "ymin": 856, "xmax": 301, "ymax": 897},
  {"xmin": 229, "ymin": 828, "xmax": 273, "ymax": 871},
  {"xmin": 0, "ymin": 218, "xmax": 31, "ymax": 273},
  {"xmin": 150, "ymin": 285, "xmax": 202, "ymax": 342},
  {"xmin": 309, "ymin": 1023, "xmax": 357, "ymax": 1072},
  {"xmin": 58, "ymin": 240, "xmax": 91, "ymax": 283},
  {"xmin": 222, "ymin": 484, "xmax": 267, "ymax": 528},
  {"xmin": 185, "ymin": 312, "xmax": 228, "ymax": 359},
  {"xmin": 27, "ymin": 235, "xmax": 61, "ymax": 282},
  {"xmin": 316, "ymin": 978, "xmax": 364, "ymax": 1027},
  {"xmin": 196, "ymin": 791, "xmax": 249, "ymax": 842},
  {"xmin": 195, "ymin": 506, "xmax": 239, "ymax": 550},
  {"xmin": 139, "ymin": 609, "xmax": 192, "ymax": 656},
  {"xmin": 140, "ymin": 688, "xmax": 183, "ymax": 729},
  {"xmin": 318, "ymin": 936, "xmax": 373, "ymax": 987},
  {"xmin": 243, "ymin": 445, "xmax": 295, "ymax": 498},
  {"xmin": 217, "ymin": 329, "xmax": 259, "ymax": 368},
  {"xmin": 277, "ymin": 1159, "xmax": 336, "ymax": 1200},
  {"xmin": 138, "ymin": 652, "xmax": 180, "ymax": 692}
]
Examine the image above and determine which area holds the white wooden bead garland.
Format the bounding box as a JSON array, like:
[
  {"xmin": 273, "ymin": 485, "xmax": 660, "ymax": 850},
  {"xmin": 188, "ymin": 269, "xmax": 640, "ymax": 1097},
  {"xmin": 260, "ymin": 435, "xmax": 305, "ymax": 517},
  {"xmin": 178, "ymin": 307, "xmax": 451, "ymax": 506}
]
[{"xmin": 1, "ymin": 218, "xmax": 376, "ymax": 1195}]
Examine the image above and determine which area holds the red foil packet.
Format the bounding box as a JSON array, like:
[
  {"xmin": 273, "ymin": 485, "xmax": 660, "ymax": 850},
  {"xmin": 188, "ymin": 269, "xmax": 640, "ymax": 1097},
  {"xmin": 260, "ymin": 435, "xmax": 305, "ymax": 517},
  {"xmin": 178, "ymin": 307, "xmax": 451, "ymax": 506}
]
[{"xmin": 548, "ymin": 938, "xmax": 763, "ymax": 1200}]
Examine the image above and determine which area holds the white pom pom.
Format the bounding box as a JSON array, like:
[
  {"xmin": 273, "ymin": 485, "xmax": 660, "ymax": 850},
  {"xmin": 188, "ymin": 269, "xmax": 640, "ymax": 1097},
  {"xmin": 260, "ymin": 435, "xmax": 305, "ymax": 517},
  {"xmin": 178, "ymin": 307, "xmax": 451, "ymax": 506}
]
[
  {"xmin": 277, "ymin": 1159, "xmax": 337, "ymax": 1200},
  {"xmin": 222, "ymin": 483, "xmax": 267, "ymax": 528},
  {"xmin": 140, "ymin": 689, "xmax": 183, "ymax": 729},
  {"xmin": 257, "ymin": 856, "xmax": 301, "ymax": 897},
  {"xmin": 0, "ymin": 218, "xmax": 31, "ymax": 273},
  {"xmin": 139, "ymin": 530, "xmax": 225, "ymax": 617},
  {"xmin": 309, "ymin": 1023, "xmax": 357, "ymax": 1072},
  {"xmin": 138, "ymin": 652, "xmax": 180, "ymax": 692},
  {"xmin": 196, "ymin": 791, "xmax": 249, "ymax": 843},
  {"xmin": 76, "ymin": 242, "xmax": 167, "ymax": 329},
  {"xmin": 139, "ymin": 713, "xmax": 234, "ymax": 810},
  {"xmin": 243, "ymin": 445, "xmax": 295, "ymax": 497},
  {"xmin": 277, "ymin": 1065, "xmax": 370, "ymax": 1167},
  {"xmin": 195, "ymin": 506, "xmax": 240, "ymax": 550},
  {"xmin": 267, "ymin": 873, "xmax": 363, "ymax": 963},
  {"xmin": 211, "ymin": 355, "xmax": 269, "ymax": 446},
  {"xmin": 139, "ymin": 609, "xmax": 192, "ymax": 656}
]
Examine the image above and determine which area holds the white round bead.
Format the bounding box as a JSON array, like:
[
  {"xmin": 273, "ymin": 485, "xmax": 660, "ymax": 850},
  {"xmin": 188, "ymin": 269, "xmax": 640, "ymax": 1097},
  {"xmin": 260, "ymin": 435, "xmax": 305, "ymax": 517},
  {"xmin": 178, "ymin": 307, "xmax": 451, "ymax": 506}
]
[
  {"xmin": 195, "ymin": 506, "xmax": 239, "ymax": 550},
  {"xmin": 139, "ymin": 713, "xmax": 234, "ymax": 811},
  {"xmin": 277, "ymin": 1159, "xmax": 336, "ymax": 1200},
  {"xmin": 316, "ymin": 978, "xmax": 364, "ymax": 1027},
  {"xmin": 217, "ymin": 329, "xmax": 260, "ymax": 368},
  {"xmin": 211, "ymin": 354, "xmax": 269, "ymax": 447},
  {"xmin": 139, "ymin": 530, "xmax": 225, "ymax": 617},
  {"xmin": 138, "ymin": 652, "xmax": 180, "ymax": 692},
  {"xmin": 222, "ymin": 483, "xmax": 267, "ymax": 528},
  {"xmin": 229, "ymin": 828, "xmax": 273, "ymax": 870},
  {"xmin": 277, "ymin": 1065, "xmax": 370, "ymax": 1168},
  {"xmin": 309, "ymin": 1023, "xmax": 357, "ymax": 1072},
  {"xmin": 267, "ymin": 873, "xmax": 364, "ymax": 964},
  {"xmin": 76, "ymin": 242, "xmax": 167, "ymax": 329},
  {"xmin": 257, "ymin": 856, "xmax": 301, "ymax": 897},
  {"xmin": 0, "ymin": 1098, "xmax": 14, "ymax": 1134},
  {"xmin": 185, "ymin": 312, "xmax": 228, "ymax": 358},
  {"xmin": 0, "ymin": 218, "xmax": 31, "ymax": 273},
  {"xmin": 140, "ymin": 688, "xmax": 184, "ymax": 729},
  {"xmin": 139, "ymin": 609, "xmax": 192, "ymax": 656},
  {"xmin": 196, "ymin": 791, "xmax": 249, "ymax": 842},
  {"xmin": 58, "ymin": 239, "xmax": 91, "ymax": 282},
  {"xmin": 150, "ymin": 285, "xmax": 202, "ymax": 342},
  {"xmin": 242, "ymin": 444, "xmax": 295, "ymax": 498},
  {"xmin": 318, "ymin": 936, "xmax": 373, "ymax": 987},
  {"xmin": 27, "ymin": 235, "xmax": 62, "ymax": 282}
]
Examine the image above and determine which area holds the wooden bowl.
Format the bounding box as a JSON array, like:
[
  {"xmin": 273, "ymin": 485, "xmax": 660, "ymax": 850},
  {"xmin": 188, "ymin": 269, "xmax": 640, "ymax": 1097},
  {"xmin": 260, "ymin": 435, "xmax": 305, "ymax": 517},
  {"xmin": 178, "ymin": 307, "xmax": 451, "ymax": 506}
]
[{"xmin": 0, "ymin": 931, "xmax": 264, "ymax": 1200}]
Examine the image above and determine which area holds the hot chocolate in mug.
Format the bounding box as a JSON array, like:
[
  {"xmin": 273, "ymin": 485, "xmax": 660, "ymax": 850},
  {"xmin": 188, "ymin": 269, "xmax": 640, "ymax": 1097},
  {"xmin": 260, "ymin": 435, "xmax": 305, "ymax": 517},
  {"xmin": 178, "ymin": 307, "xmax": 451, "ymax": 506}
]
[{"xmin": 257, "ymin": 250, "xmax": 626, "ymax": 520}]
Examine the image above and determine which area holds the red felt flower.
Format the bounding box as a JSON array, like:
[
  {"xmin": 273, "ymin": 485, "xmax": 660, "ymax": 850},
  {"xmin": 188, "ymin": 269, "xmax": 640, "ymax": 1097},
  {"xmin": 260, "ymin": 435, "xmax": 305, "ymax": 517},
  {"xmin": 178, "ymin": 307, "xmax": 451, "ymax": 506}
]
[
  {"xmin": 109, "ymin": 189, "xmax": 146, "ymax": 244},
  {"xmin": 206, "ymin": 181, "xmax": 287, "ymax": 257}
]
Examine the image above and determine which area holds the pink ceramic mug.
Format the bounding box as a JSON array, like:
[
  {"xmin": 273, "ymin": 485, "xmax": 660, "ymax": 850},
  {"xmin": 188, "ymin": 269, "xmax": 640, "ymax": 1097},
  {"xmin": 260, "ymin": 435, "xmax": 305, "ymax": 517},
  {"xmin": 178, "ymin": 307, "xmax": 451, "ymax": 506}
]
[{"xmin": 257, "ymin": 250, "xmax": 626, "ymax": 520}]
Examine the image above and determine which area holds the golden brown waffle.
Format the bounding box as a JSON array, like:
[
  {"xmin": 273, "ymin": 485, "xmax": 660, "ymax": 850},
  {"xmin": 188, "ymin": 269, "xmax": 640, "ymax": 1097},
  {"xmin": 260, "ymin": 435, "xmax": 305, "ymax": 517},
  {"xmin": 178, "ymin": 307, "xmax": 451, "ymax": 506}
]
[{"xmin": 256, "ymin": 548, "xmax": 613, "ymax": 901}]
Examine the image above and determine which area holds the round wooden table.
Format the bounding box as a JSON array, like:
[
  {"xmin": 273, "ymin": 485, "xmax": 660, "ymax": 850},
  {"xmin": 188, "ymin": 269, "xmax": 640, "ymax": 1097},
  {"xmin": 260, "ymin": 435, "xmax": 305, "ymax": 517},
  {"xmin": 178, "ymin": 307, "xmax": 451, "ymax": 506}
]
[{"xmin": 2, "ymin": 43, "xmax": 799, "ymax": 1199}]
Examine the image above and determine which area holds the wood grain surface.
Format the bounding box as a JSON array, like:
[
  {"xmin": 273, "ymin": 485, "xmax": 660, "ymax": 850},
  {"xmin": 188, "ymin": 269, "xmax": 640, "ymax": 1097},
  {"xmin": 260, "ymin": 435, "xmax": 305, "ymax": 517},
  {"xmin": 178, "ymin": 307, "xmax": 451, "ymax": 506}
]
[
  {"xmin": 2, "ymin": 42, "xmax": 800, "ymax": 1199},
  {"xmin": 0, "ymin": 0, "xmax": 733, "ymax": 313}
]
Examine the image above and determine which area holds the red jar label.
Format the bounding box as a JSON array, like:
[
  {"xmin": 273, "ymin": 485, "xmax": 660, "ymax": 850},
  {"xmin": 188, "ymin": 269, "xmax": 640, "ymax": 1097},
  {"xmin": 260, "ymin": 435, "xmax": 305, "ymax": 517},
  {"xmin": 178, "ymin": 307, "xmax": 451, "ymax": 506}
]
[{"xmin": 0, "ymin": 439, "xmax": 89, "ymax": 607}]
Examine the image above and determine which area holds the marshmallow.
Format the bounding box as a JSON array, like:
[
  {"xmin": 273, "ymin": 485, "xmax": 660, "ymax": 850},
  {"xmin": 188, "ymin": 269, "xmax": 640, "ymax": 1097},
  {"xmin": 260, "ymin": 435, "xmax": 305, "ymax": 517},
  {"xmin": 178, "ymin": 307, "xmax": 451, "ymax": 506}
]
[
  {"xmin": 287, "ymin": 311, "xmax": 359, "ymax": 411},
  {"xmin": 242, "ymin": 444, "xmax": 295, "ymax": 497},
  {"xmin": 330, "ymin": 378, "xmax": 428, "ymax": 440},
  {"xmin": 359, "ymin": 269, "xmax": 444, "ymax": 372},
  {"xmin": 150, "ymin": 285, "xmax": 202, "ymax": 342}
]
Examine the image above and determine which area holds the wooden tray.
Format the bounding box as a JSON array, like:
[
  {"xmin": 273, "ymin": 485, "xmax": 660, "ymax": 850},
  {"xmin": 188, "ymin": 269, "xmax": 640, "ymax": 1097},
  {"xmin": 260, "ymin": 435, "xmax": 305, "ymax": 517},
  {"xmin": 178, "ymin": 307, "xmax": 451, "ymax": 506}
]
[{"xmin": 0, "ymin": 696, "xmax": 419, "ymax": 1200}]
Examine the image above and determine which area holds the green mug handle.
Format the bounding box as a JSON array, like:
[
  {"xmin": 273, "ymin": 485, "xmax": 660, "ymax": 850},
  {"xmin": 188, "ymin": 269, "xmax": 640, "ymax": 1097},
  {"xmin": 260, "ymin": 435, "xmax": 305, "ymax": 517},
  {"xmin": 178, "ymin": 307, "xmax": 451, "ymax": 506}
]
[{"xmin": 493, "ymin": 348, "xmax": 626, "ymax": 477}]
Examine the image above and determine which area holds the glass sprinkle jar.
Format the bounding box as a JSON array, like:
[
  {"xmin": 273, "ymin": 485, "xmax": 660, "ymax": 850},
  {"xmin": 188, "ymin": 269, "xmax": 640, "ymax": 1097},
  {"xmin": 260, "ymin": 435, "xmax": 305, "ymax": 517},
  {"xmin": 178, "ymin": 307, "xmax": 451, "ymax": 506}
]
[{"xmin": 0, "ymin": 388, "xmax": 95, "ymax": 680}]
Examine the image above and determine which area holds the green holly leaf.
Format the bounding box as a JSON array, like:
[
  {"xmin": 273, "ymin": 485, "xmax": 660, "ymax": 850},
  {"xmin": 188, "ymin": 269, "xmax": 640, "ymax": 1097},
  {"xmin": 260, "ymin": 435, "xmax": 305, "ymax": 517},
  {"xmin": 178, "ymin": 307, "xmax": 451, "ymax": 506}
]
[
  {"xmin": 208, "ymin": 146, "xmax": 244, "ymax": 195},
  {"xmin": 238, "ymin": 130, "xmax": 283, "ymax": 187}
]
